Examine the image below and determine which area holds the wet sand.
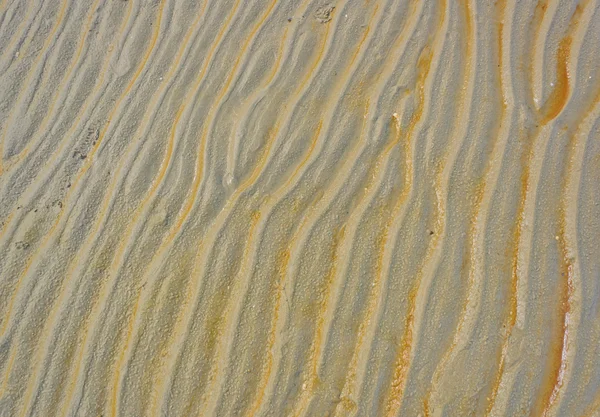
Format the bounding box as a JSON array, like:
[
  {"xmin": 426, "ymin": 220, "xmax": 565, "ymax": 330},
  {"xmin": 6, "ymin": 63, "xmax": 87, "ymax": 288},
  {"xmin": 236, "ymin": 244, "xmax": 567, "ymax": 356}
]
[{"xmin": 0, "ymin": 0, "xmax": 599, "ymax": 416}]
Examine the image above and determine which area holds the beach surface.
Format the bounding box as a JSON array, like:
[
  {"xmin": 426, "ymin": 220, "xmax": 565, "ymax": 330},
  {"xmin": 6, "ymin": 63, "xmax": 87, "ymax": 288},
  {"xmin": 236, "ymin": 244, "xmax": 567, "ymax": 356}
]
[{"xmin": 0, "ymin": 0, "xmax": 600, "ymax": 415}]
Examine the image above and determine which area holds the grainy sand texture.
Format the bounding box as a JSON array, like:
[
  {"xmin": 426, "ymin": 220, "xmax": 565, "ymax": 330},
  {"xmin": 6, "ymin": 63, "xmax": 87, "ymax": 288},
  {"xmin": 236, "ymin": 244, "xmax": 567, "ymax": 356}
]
[{"xmin": 0, "ymin": 0, "xmax": 599, "ymax": 415}]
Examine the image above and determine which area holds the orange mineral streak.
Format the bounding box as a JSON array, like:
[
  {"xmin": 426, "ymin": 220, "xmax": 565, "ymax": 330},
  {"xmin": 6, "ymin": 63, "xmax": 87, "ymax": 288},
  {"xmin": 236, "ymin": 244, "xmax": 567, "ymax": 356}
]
[
  {"xmin": 537, "ymin": 227, "xmax": 573, "ymax": 417},
  {"xmin": 289, "ymin": 104, "xmax": 371, "ymax": 417},
  {"xmin": 86, "ymin": 9, "xmax": 302, "ymax": 417},
  {"xmin": 292, "ymin": 15, "xmax": 427, "ymax": 411},
  {"xmin": 426, "ymin": 0, "xmax": 508, "ymax": 412},
  {"xmin": 183, "ymin": 5, "xmax": 403, "ymax": 416},
  {"xmin": 572, "ymin": 91, "xmax": 600, "ymax": 417},
  {"xmin": 105, "ymin": 0, "xmax": 287, "ymax": 414},
  {"xmin": 482, "ymin": 125, "xmax": 536, "ymax": 415},
  {"xmin": 201, "ymin": 26, "xmax": 329, "ymax": 411},
  {"xmin": 292, "ymin": 10, "xmax": 433, "ymax": 412},
  {"xmin": 384, "ymin": 0, "xmax": 473, "ymax": 414},
  {"xmin": 145, "ymin": 4, "xmax": 333, "ymax": 415},
  {"xmin": 540, "ymin": 15, "xmax": 599, "ymax": 416},
  {"xmin": 485, "ymin": 0, "xmax": 589, "ymax": 412},
  {"xmin": 237, "ymin": 121, "xmax": 323, "ymax": 417},
  {"xmin": 280, "ymin": 8, "xmax": 422, "ymax": 409},
  {"xmin": 296, "ymin": 222, "xmax": 347, "ymax": 413},
  {"xmin": 485, "ymin": 0, "xmax": 510, "ymax": 416},
  {"xmin": 383, "ymin": 285, "xmax": 417, "ymax": 416},
  {"xmin": 249, "ymin": 8, "xmax": 394, "ymax": 417},
  {"xmin": 330, "ymin": 118, "xmax": 407, "ymax": 417},
  {"xmin": 539, "ymin": 36, "xmax": 571, "ymax": 123},
  {"xmin": 424, "ymin": 180, "xmax": 486, "ymax": 414},
  {"xmin": 382, "ymin": 44, "xmax": 437, "ymax": 417}
]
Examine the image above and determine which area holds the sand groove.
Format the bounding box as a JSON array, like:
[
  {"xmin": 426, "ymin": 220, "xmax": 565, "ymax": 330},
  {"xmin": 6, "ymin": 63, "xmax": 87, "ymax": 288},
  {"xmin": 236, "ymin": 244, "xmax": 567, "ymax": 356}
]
[{"xmin": 1, "ymin": 0, "xmax": 599, "ymax": 416}]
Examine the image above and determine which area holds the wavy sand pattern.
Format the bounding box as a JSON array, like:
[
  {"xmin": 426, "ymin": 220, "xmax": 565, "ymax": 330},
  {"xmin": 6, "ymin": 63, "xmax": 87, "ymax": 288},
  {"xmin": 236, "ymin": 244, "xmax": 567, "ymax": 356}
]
[{"xmin": 0, "ymin": 0, "xmax": 599, "ymax": 415}]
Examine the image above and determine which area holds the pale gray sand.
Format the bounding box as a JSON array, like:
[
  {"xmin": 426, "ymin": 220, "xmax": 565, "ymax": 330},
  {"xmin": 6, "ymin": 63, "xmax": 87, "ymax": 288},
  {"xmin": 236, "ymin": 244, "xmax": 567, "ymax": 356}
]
[{"xmin": 0, "ymin": 0, "xmax": 599, "ymax": 416}]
